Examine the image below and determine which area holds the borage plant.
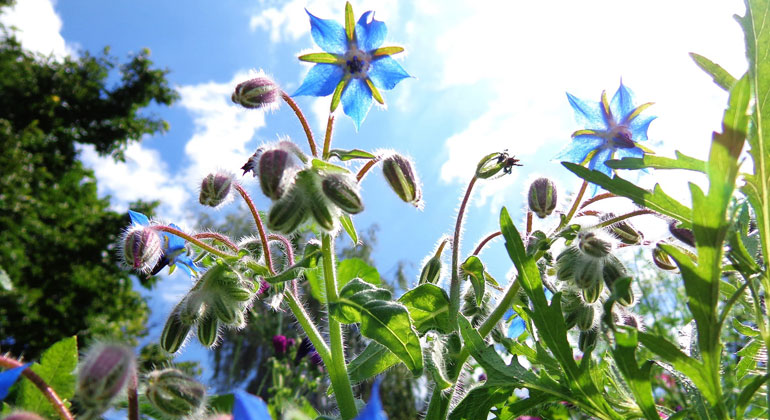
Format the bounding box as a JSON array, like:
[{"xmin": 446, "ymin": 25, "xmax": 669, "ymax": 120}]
[{"xmin": 2, "ymin": 1, "xmax": 770, "ymax": 419}]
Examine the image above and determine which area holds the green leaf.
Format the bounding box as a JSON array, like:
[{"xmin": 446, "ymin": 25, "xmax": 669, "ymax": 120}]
[
  {"xmin": 0, "ymin": 266, "xmax": 11, "ymax": 291},
  {"xmin": 605, "ymin": 151, "xmax": 706, "ymax": 172},
  {"xmin": 562, "ymin": 163, "xmax": 693, "ymax": 227},
  {"xmin": 611, "ymin": 327, "xmax": 661, "ymax": 420},
  {"xmin": 736, "ymin": 339, "xmax": 763, "ymax": 380},
  {"xmin": 347, "ymin": 341, "xmax": 399, "ymax": 384},
  {"xmin": 498, "ymin": 391, "xmax": 555, "ymax": 419},
  {"xmin": 736, "ymin": 374, "xmax": 770, "ymax": 420},
  {"xmin": 398, "ymin": 284, "xmax": 451, "ymax": 334},
  {"xmin": 461, "ymin": 256, "xmax": 486, "ymax": 306},
  {"xmin": 310, "ymin": 158, "xmax": 351, "ymax": 174},
  {"xmin": 636, "ymin": 332, "xmax": 714, "ymax": 402},
  {"xmin": 337, "ymin": 258, "xmax": 380, "ymax": 288},
  {"xmin": 328, "ymin": 149, "xmax": 377, "ymax": 161},
  {"xmin": 733, "ymin": 319, "xmax": 760, "ymax": 337},
  {"xmin": 689, "ymin": 52, "xmax": 738, "ymax": 91},
  {"xmin": 18, "ymin": 336, "xmax": 77, "ymax": 417},
  {"xmin": 339, "ymin": 214, "xmax": 359, "ymax": 245},
  {"xmin": 448, "ymin": 385, "xmax": 512, "ymax": 420},
  {"xmin": 263, "ymin": 245, "xmax": 322, "ymax": 284},
  {"xmin": 329, "ymin": 279, "xmax": 423, "ymax": 375},
  {"xmin": 208, "ymin": 393, "xmax": 234, "ymax": 412}
]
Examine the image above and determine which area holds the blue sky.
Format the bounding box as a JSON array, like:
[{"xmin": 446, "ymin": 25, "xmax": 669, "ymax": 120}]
[{"xmin": 1, "ymin": 0, "xmax": 748, "ymax": 383}]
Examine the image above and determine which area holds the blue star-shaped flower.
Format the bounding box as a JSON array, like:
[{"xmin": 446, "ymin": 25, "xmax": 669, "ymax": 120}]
[
  {"xmin": 128, "ymin": 210, "xmax": 199, "ymax": 276},
  {"xmin": 557, "ymin": 82, "xmax": 656, "ymax": 194},
  {"xmin": 294, "ymin": 2, "xmax": 411, "ymax": 130}
]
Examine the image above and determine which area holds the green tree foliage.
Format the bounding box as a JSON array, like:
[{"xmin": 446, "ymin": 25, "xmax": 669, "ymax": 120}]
[{"xmin": 0, "ymin": 7, "xmax": 177, "ymax": 358}]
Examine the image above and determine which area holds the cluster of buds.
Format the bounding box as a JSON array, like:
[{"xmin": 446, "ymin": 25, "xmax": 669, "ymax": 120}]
[
  {"xmin": 75, "ymin": 343, "xmax": 136, "ymax": 417},
  {"xmin": 161, "ymin": 262, "xmax": 255, "ymax": 352},
  {"xmin": 145, "ymin": 368, "xmax": 206, "ymax": 418}
]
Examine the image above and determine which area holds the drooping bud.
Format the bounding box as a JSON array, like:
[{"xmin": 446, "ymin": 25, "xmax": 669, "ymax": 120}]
[
  {"xmin": 232, "ymin": 77, "xmax": 280, "ymax": 110},
  {"xmin": 528, "ymin": 178, "xmax": 558, "ymax": 218},
  {"xmin": 179, "ymin": 292, "xmax": 204, "ymax": 325},
  {"xmin": 581, "ymin": 279, "xmax": 603, "ymax": 303},
  {"xmin": 197, "ymin": 311, "xmax": 220, "ymax": 348},
  {"xmin": 122, "ymin": 226, "xmax": 162, "ymax": 273},
  {"xmin": 560, "ymin": 289, "xmax": 583, "ymax": 329},
  {"xmin": 601, "ymin": 213, "xmax": 643, "ymax": 245},
  {"xmin": 321, "ymin": 174, "xmax": 364, "ymax": 214},
  {"xmin": 574, "ymin": 258, "xmax": 603, "ymax": 290},
  {"xmin": 211, "ymin": 294, "xmax": 239, "ymax": 325},
  {"xmin": 652, "ymin": 246, "xmax": 678, "ymax": 271},
  {"xmin": 268, "ymin": 188, "xmax": 308, "ymax": 234},
  {"xmin": 76, "ymin": 344, "xmax": 135, "ymax": 414},
  {"xmin": 556, "ymin": 246, "xmax": 581, "ymax": 282},
  {"xmin": 161, "ymin": 304, "xmax": 192, "ymax": 354},
  {"xmin": 258, "ymin": 148, "xmax": 291, "ymax": 200},
  {"xmin": 578, "ymin": 232, "xmax": 611, "ymax": 258},
  {"xmin": 669, "ymin": 221, "xmax": 695, "ymax": 247},
  {"xmin": 419, "ymin": 239, "xmax": 447, "ymax": 285},
  {"xmin": 602, "ymin": 255, "xmax": 634, "ymax": 306},
  {"xmin": 576, "ymin": 305, "xmax": 595, "ymax": 331},
  {"xmin": 145, "ymin": 369, "xmax": 206, "ymax": 418},
  {"xmin": 199, "ymin": 172, "xmax": 234, "ymax": 207},
  {"xmin": 2, "ymin": 412, "xmax": 45, "ymax": 420},
  {"xmin": 578, "ymin": 330, "xmax": 598, "ymax": 353},
  {"xmin": 382, "ymin": 154, "xmax": 422, "ymax": 207},
  {"xmin": 475, "ymin": 151, "xmax": 522, "ymax": 179}
]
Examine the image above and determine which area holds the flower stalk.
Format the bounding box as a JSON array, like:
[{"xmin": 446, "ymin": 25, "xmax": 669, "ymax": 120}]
[
  {"xmin": 449, "ymin": 175, "xmax": 478, "ymax": 330},
  {"xmin": 234, "ymin": 183, "xmax": 275, "ymax": 274},
  {"xmin": 281, "ymin": 91, "xmax": 318, "ymax": 157},
  {"xmin": 0, "ymin": 356, "xmax": 74, "ymax": 420}
]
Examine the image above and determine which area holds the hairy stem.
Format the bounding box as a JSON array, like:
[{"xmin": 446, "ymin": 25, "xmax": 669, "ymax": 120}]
[
  {"xmin": 356, "ymin": 156, "xmax": 381, "ymax": 182},
  {"xmin": 450, "ymin": 176, "xmax": 478, "ymax": 330},
  {"xmin": 556, "ymin": 180, "xmax": 588, "ymax": 232},
  {"xmin": 0, "ymin": 356, "xmax": 74, "ymax": 420},
  {"xmin": 153, "ymin": 225, "xmax": 238, "ymax": 260},
  {"xmin": 281, "ymin": 91, "xmax": 317, "ymax": 157},
  {"xmin": 585, "ymin": 209, "xmax": 655, "ymax": 230},
  {"xmin": 193, "ymin": 232, "xmax": 239, "ymax": 252},
  {"xmin": 323, "ymin": 115, "xmax": 335, "ymax": 160},
  {"xmin": 472, "ymin": 231, "xmax": 501, "ymax": 256},
  {"xmin": 579, "ymin": 191, "xmax": 615, "ymax": 209},
  {"xmin": 128, "ymin": 372, "xmax": 139, "ymax": 420},
  {"xmin": 284, "ymin": 290, "xmax": 331, "ymax": 362},
  {"xmin": 269, "ymin": 233, "xmax": 298, "ymax": 295},
  {"xmin": 234, "ymin": 183, "xmax": 275, "ymax": 274}
]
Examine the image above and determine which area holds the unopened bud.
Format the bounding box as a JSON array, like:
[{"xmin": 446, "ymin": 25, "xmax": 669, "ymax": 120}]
[
  {"xmin": 122, "ymin": 226, "xmax": 162, "ymax": 273},
  {"xmin": 669, "ymin": 221, "xmax": 695, "ymax": 247},
  {"xmin": 76, "ymin": 344, "xmax": 135, "ymax": 413},
  {"xmin": 2, "ymin": 412, "xmax": 45, "ymax": 420},
  {"xmin": 528, "ymin": 178, "xmax": 557, "ymax": 218},
  {"xmin": 272, "ymin": 335, "xmax": 289, "ymax": 355},
  {"xmin": 197, "ymin": 311, "xmax": 220, "ymax": 348},
  {"xmin": 574, "ymin": 258, "xmax": 602, "ymax": 290},
  {"xmin": 161, "ymin": 304, "xmax": 192, "ymax": 354},
  {"xmin": 211, "ymin": 295, "xmax": 239, "ymax": 325},
  {"xmin": 581, "ymin": 280, "xmax": 603, "ymax": 303},
  {"xmin": 420, "ymin": 240, "xmax": 447, "ymax": 285},
  {"xmin": 258, "ymin": 148, "xmax": 291, "ymax": 200},
  {"xmin": 622, "ymin": 313, "xmax": 643, "ymax": 329},
  {"xmin": 602, "ymin": 255, "xmax": 626, "ymax": 290},
  {"xmin": 602, "ymin": 213, "xmax": 643, "ymax": 245},
  {"xmin": 556, "ymin": 246, "xmax": 581, "ymax": 282},
  {"xmin": 232, "ymin": 77, "xmax": 280, "ymax": 110},
  {"xmin": 578, "ymin": 330, "xmax": 598, "ymax": 353},
  {"xmin": 475, "ymin": 151, "xmax": 521, "ymax": 179},
  {"xmin": 199, "ymin": 172, "xmax": 234, "ymax": 207},
  {"xmin": 578, "ymin": 232, "xmax": 611, "ymax": 258},
  {"xmin": 382, "ymin": 154, "xmax": 422, "ymax": 207},
  {"xmin": 652, "ymin": 246, "xmax": 678, "ymax": 271},
  {"xmin": 268, "ymin": 188, "xmax": 308, "ymax": 233},
  {"xmin": 322, "ymin": 174, "xmax": 364, "ymax": 214},
  {"xmin": 145, "ymin": 369, "xmax": 206, "ymax": 418},
  {"xmin": 576, "ymin": 306, "xmax": 595, "ymax": 331}
]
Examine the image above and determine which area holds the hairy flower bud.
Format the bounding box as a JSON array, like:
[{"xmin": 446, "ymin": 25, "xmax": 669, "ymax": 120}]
[
  {"xmin": 576, "ymin": 305, "xmax": 595, "ymax": 331},
  {"xmin": 475, "ymin": 151, "xmax": 522, "ymax": 179},
  {"xmin": 601, "ymin": 213, "xmax": 643, "ymax": 245},
  {"xmin": 122, "ymin": 226, "xmax": 162, "ymax": 273},
  {"xmin": 268, "ymin": 188, "xmax": 308, "ymax": 234},
  {"xmin": 382, "ymin": 154, "xmax": 422, "ymax": 207},
  {"xmin": 145, "ymin": 369, "xmax": 206, "ymax": 418},
  {"xmin": 574, "ymin": 258, "xmax": 603, "ymax": 290},
  {"xmin": 161, "ymin": 304, "xmax": 193, "ymax": 354},
  {"xmin": 669, "ymin": 221, "xmax": 695, "ymax": 247},
  {"xmin": 582, "ymin": 280, "xmax": 603, "ymax": 303},
  {"xmin": 259, "ymin": 148, "xmax": 291, "ymax": 200},
  {"xmin": 528, "ymin": 178, "xmax": 558, "ymax": 218},
  {"xmin": 652, "ymin": 246, "xmax": 678, "ymax": 271},
  {"xmin": 556, "ymin": 246, "xmax": 581, "ymax": 282},
  {"xmin": 321, "ymin": 174, "xmax": 364, "ymax": 214},
  {"xmin": 76, "ymin": 344, "xmax": 135, "ymax": 414},
  {"xmin": 197, "ymin": 311, "xmax": 220, "ymax": 348},
  {"xmin": 232, "ymin": 77, "xmax": 280, "ymax": 109},
  {"xmin": 578, "ymin": 330, "xmax": 598, "ymax": 353},
  {"xmin": 578, "ymin": 232, "xmax": 611, "ymax": 259},
  {"xmin": 199, "ymin": 172, "xmax": 234, "ymax": 207},
  {"xmin": 420, "ymin": 240, "xmax": 447, "ymax": 285}
]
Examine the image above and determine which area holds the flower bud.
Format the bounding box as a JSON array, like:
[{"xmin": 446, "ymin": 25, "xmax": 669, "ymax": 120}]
[
  {"xmin": 76, "ymin": 344, "xmax": 135, "ymax": 413},
  {"xmin": 576, "ymin": 306, "xmax": 595, "ymax": 331},
  {"xmin": 268, "ymin": 188, "xmax": 308, "ymax": 234},
  {"xmin": 578, "ymin": 330, "xmax": 598, "ymax": 353},
  {"xmin": 578, "ymin": 232, "xmax": 611, "ymax": 259},
  {"xmin": 161, "ymin": 304, "xmax": 192, "ymax": 354},
  {"xmin": 145, "ymin": 369, "xmax": 206, "ymax": 418},
  {"xmin": 321, "ymin": 174, "xmax": 364, "ymax": 214},
  {"xmin": 272, "ymin": 335, "xmax": 289, "ymax": 355},
  {"xmin": 528, "ymin": 178, "xmax": 558, "ymax": 218},
  {"xmin": 574, "ymin": 258, "xmax": 603, "ymax": 290},
  {"xmin": 199, "ymin": 172, "xmax": 234, "ymax": 207},
  {"xmin": 197, "ymin": 311, "xmax": 220, "ymax": 348},
  {"xmin": 556, "ymin": 246, "xmax": 581, "ymax": 281},
  {"xmin": 652, "ymin": 246, "xmax": 678, "ymax": 271},
  {"xmin": 232, "ymin": 77, "xmax": 280, "ymax": 109},
  {"xmin": 669, "ymin": 221, "xmax": 695, "ymax": 247},
  {"xmin": 258, "ymin": 148, "xmax": 292, "ymax": 200},
  {"xmin": 581, "ymin": 280, "xmax": 603, "ymax": 303},
  {"xmin": 602, "ymin": 255, "xmax": 626, "ymax": 289},
  {"xmin": 475, "ymin": 151, "xmax": 521, "ymax": 179},
  {"xmin": 382, "ymin": 154, "xmax": 422, "ymax": 207},
  {"xmin": 122, "ymin": 226, "xmax": 162, "ymax": 273},
  {"xmin": 211, "ymin": 295, "xmax": 239, "ymax": 325},
  {"xmin": 419, "ymin": 240, "xmax": 447, "ymax": 285},
  {"xmin": 2, "ymin": 413, "xmax": 45, "ymax": 420},
  {"xmin": 601, "ymin": 213, "xmax": 643, "ymax": 245},
  {"xmin": 179, "ymin": 292, "xmax": 204, "ymax": 324}
]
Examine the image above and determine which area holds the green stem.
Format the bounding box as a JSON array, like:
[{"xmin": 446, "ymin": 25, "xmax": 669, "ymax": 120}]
[
  {"xmin": 321, "ymin": 233, "xmax": 357, "ymax": 419},
  {"xmin": 450, "ymin": 175, "xmax": 478, "ymax": 330},
  {"xmin": 284, "ymin": 290, "xmax": 331, "ymax": 362},
  {"xmin": 153, "ymin": 225, "xmax": 238, "ymax": 260},
  {"xmin": 556, "ymin": 180, "xmax": 588, "ymax": 232},
  {"xmin": 323, "ymin": 115, "xmax": 335, "ymax": 160}
]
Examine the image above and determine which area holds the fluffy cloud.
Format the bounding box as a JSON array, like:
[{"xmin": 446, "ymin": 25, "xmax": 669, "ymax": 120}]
[{"xmin": 0, "ymin": 0, "xmax": 74, "ymax": 59}]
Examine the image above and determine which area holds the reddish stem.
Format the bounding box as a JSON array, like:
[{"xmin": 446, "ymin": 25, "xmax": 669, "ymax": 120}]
[
  {"xmin": 193, "ymin": 232, "xmax": 239, "ymax": 252},
  {"xmin": 323, "ymin": 115, "xmax": 335, "ymax": 160},
  {"xmin": 356, "ymin": 157, "xmax": 381, "ymax": 182},
  {"xmin": 0, "ymin": 355, "xmax": 74, "ymax": 420},
  {"xmin": 128, "ymin": 372, "xmax": 139, "ymax": 420},
  {"xmin": 526, "ymin": 211, "xmax": 533, "ymax": 236},
  {"xmin": 281, "ymin": 92, "xmax": 317, "ymax": 157},
  {"xmin": 268, "ymin": 234, "xmax": 297, "ymax": 295},
  {"xmin": 234, "ymin": 183, "xmax": 275, "ymax": 275},
  {"xmin": 579, "ymin": 192, "xmax": 616, "ymax": 209},
  {"xmin": 473, "ymin": 231, "xmax": 502, "ymax": 256}
]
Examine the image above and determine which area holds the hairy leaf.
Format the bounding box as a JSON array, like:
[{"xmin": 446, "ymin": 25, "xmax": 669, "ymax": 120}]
[{"xmin": 399, "ymin": 284, "xmax": 451, "ymax": 334}]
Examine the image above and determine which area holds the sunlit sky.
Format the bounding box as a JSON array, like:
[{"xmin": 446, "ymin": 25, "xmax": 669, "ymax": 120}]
[{"xmin": 2, "ymin": 0, "xmax": 748, "ymax": 381}]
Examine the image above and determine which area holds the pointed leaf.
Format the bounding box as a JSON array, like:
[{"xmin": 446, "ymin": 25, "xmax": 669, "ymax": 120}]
[
  {"xmin": 460, "ymin": 256, "xmax": 486, "ymax": 306},
  {"xmin": 606, "ymin": 151, "xmax": 706, "ymax": 172},
  {"xmin": 399, "ymin": 284, "xmax": 451, "ymax": 334},
  {"xmin": 328, "ymin": 149, "xmax": 377, "ymax": 161},
  {"xmin": 690, "ymin": 53, "xmax": 738, "ymax": 91},
  {"xmin": 611, "ymin": 327, "xmax": 661, "ymax": 420},
  {"xmin": 18, "ymin": 337, "xmax": 77, "ymax": 417},
  {"xmin": 338, "ymin": 258, "xmax": 380, "ymax": 288},
  {"xmin": 340, "ymin": 214, "xmax": 359, "ymax": 245},
  {"xmin": 736, "ymin": 374, "xmax": 770, "ymax": 420},
  {"xmin": 347, "ymin": 342, "xmax": 399, "ymax": 384}
]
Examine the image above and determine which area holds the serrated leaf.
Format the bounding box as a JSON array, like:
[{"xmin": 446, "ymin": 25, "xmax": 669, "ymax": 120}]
[
  {"xmin": 347, "ymin": 341, "xmax": 399, "ymax": 384},
  {"xmin": 733, "ymin": 319, "xmax": 760, "ymax": 337},
  {"xmin": 329, "ymin": 279, "xmax": 423, "ymax": 375},
  {"xmin": 737, "ymin": 339, "xmax": 763, "ymax": 380},
  {"xmin": 737, "ymin": 374, "xmax": 770, "ymax": 420},
  {"xmin": 0, "ymin": 266, "xmax": 11, "ymax": 291},
  {"xmin": 611, "ymin": 327, "xmax": 661, "ymax": 420},
  {"xmin": 460, "ymin": 256, "xmax": 486, "ymax": 306},
  {"xmin": 339, "ymin": 214, "xmax": 359, "ymax": 245},
  {"xmin": 562, "ymin": 163, "xmax": 693, "ymax": 227},
  {"xmin": 690, "ymin": 52, "xmax": 738, "ymax": 91},
  {"xmin": 398, "ymin": 284, "xmax": 451, "ymax": 334},
  {"xmin": 606, "ymin": 151, "xmax": 706, "ymax": 172},
  {"xmin": 19, "ymin": 336, "xmax": 77, "ymax": 417},
  {"xmin": 328, "ymin": 148, "xmax": 376, "ymax": 161},
  {"xmin": 448, "ymin": 385, "xmax": 512, "ymax": 420}
]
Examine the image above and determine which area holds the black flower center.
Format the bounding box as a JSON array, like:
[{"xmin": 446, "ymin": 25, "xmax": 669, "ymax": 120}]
[
  {"xmin": 610, "ymin": 126, "xmax": 635, "ymax": 149},
  {"xmin": 347, "ymin": 55, "xmax": 365, "ymax": 74}
]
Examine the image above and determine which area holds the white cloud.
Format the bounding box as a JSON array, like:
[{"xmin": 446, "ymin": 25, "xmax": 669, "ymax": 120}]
[{"xmin": 0, "ymin": 0, "xmax": 74, "ymax": 59}]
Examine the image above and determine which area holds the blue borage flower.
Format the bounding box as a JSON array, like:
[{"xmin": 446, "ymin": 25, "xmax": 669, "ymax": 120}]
[
  {"xmin": 294, "ymin": 2, "xmax": 410, "ymax": 130},
  {"xmin": 0, "ymin": 363, "xmax": 29, "ymax": 401},
  {"xmin": 557, "ymin": 82, "xmax": 656, "ymax": 195},
  {"xmin": 128, "ymin": 210, "xmax": 199, "ymax": 276}
]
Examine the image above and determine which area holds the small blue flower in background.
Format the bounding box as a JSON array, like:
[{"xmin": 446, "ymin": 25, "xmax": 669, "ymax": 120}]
[
  {"xmin": 128, "ymin": 210, "xmax": 199, "ymax": 276},
  {"xmin": 233, "ymin": 390, "xmax": 272, "ymax": 420},
  {"xmin": 355, "ymin": 379, "xmax": 387, "ymax": 420},
  {"xmin": 294, "ymin": 2, "xmax": 411, "ymax": 130},
  {"xmin": 557, "ymin": 82, "xmax": 656, "ymax": 195},
  {"xmin": 504, "ymin": 309, "xmax": 526, "ymax": 339},
  {"xmin": 0, "ymin": 363, "xmax": 29, "ymax": 401}
]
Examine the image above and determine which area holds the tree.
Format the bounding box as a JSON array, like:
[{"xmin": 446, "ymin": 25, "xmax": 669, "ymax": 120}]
[{"xmin": 0, "ymin": 5, "xmax": 178, "ymax": 359}]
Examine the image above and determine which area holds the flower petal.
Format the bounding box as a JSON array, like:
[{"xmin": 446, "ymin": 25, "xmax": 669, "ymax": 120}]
[
  {"xmin": 628, "ymin": 115, "xmax": 656, "ymax": 142},
  {"xmin": 610, "ymin": 82, "xmax": 635, "ymax": 121},
  {"xmin": 306, "ymin": 10, "xmax": 347, "ymax": 54},
  {"xmin": 356, "ymin": 11, "xmax": 387, "ymax": 52},
  {"xmin": 294, "ymin": 64, "xmax": 345, "ymax": 97},
  {"xmin": 165, "ymin": 223, "xmax": 186, "ymax": 252},
  {"xmin": 368, "ymin": 56, "xmax": 410, "ymax": 90},
  {"xmin": 588, "ymin": 147, "xmax": 615, "ymax": 177},
  {"xmin": 233, "ymin": 390, "xmax": 273, "ymax": 420},
  {"xmin": 554, "ymin": 135, "xmax": 605, "ymax": 165},
  {"xmin": 341, "ymin": 78, "xmax": 373, "ymax": 130},
  {"xmin": 566, "ymin": 93, "xmax": 608, "ymax": 130},
  {"xmin": 355, "ymin": 379, "xmax": 387, "ymax": 420},
  {"xmin": 507, "ymin": 317, "xmax": 526, "ymax": 338},
  {"xmin": 0, "ymin": 364, "xmax": 29, "ymax": 401},
  {"xmin": 128, "ymin": 210, "xmax": 150, "ymax": 226},
  {"xmin": 615, "ymin": 146, "xmax": 644, "ymax": 160}
]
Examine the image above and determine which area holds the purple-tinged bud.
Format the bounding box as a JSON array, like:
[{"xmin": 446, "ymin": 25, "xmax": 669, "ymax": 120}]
[
  {"xmin": 382, "ymin": 154, "xmax": 422, "ymax": 207},
  {"xmin": 669, "ymin": 221, "xmax": 695, "ymax": 247},
  {"xmin": 199, "ymin": 172, "xmax": 234, "ymax": 208},
  {"xmin": 578, "ymin": 232, "xmax": 611, "ymax": 259},
  {"xmin": 145, "ymin": 369, "xmax": 206, "ymax": 418},
  {"xmin": 122, "ymin": 226, "xmax": 162, "ymax": 273},
  {"xmin": 2, "ymin": 412, "xmax": 45, "ymax": 420},
  {"xmin": 272, "ymin": 335, "xmax": 289, "ymax": 355},
  {"xmin": 321, "ymin": 174, "xmax": 364, "ymax": 214},
  {"xmin": 478, "ymin": 373, "xmax": 487, "ymax": 382},
  {"xmin": 578, "ymin": 330, "xmax": 597, "ymax": 353},
  {"xmin": 601, "ymin": 213, "xmax": 643, "ymax": 245},
  {"xmin": 258, "ymin": 280, "xmax": 270, "ymax": 295},
  {"xmin": 622, "ymin": 313, "xmax": 643, "ymax": 329},
  {"xmin": 76, "ymin": 344, "xmax": 135, "ymax": 413},
  {"xmin": 259, "ymin": 148, "xmax": 291, "ymax": 200},
  {"xmin": 232, "ymin": 77, "xmax": 280, "ymax": 110},
  {"xmin": 528, "ymin": 178, "xmax": 557, "ymax": 218},
  {"xmin": 652, "ymin": 246, "xmax": 678, "ymax": 271},
  {"xmin": 475, "ymin": 151, "xmax": 522, "ymax": 179}
]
